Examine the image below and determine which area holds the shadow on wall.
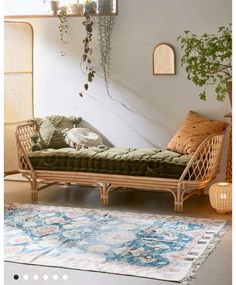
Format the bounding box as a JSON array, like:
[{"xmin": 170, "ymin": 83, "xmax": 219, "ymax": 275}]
[
  {"xmin": 80, "ymin": 72, "xmax": 175, "ymax": 148},
  {"xmin": 30, "ymin": 18, "xmax": 186, "ymax": 148},
  {"xmin": 34, "ymin": 18, "xmax": 174, "ymax": 137}
]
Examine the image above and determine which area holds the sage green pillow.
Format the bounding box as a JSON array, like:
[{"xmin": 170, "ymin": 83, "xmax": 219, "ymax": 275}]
[{"xmin": 33, "ymin": 115, "xmax": 82, "ymax": 149}]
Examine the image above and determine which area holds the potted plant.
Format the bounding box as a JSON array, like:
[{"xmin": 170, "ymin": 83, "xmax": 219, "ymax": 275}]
[
  {"xmin": 84, "ymin": 0, "xmax": 97, "ymax": 15},
  {"xmin": 58, "ymin": 6, "xmax": 69, "ymax": 55},
  {"xmin": 98, "ymin": 0, "xmax": 113, "ymax": 15},
  {"xmin": 50, "ymin": 0, "xmax": 60, "ymax": 15},
  {"xmin": 79, "ymin": 15, "xmax": 96, "ymax": 97},
  {"xmin": 177, "ymin": 24, "xmax": 232, "ymax": 102},
  {"xmin": 70, "ymin": 0, "xmax": 80, "ymax": 15},
  {"xmin": 97, "ymin": 0, "xmax": 115, "ymax": 97},
  {"xmin": 80, "ymin": 1, "xmax": 115, "ymax": 97}
]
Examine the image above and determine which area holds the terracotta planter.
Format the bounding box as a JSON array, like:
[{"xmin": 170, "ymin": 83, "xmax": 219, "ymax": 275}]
[
  {"xmin": 51, "ymin": 1, "xmax": 60, "ymax": 16},
  {"xmin": 226, "ymin": 81, "xmax": 232, "ymax": 107},
  {"xmin": 70, "ymin": 3, "xmax": 79, "ymax": 14},
  {"xmin": 78, "ymin": 4, "xmax": 84, "ymax": 15}
]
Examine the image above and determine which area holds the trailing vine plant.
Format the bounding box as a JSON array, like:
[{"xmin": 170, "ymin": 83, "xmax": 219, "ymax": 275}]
[
  {"xmin": 97, "ymin": 0, "xmax": 115, "ymax": 98},
  {"xmin": 79, "ymin": 15, "xmax": 96, "ymax": 97},
  {"xmin": 58, "ymin": 6, "xmax": 69, "ymax": 56},
  {"xmin": 97, "ymin": 15, "xmax": 115, "ymax": 98}
]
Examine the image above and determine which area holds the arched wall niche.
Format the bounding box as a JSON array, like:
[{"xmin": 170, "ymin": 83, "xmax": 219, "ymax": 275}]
[{"xmin": 153, "ymin": 43, "xmax": 176, "ymax": 75}]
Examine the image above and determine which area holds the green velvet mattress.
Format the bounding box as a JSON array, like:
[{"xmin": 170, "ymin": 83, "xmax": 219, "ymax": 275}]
[{"xmin": 28, "ymin": 147, "xmax": 191, "ymax": 179}]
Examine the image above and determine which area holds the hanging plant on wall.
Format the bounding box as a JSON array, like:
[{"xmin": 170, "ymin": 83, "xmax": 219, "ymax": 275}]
[
  {"xmin": 58, "ymin": 5, "xmax": 69, "ymax": 56},
  {"xmin": 79, "ymin": 15, "xmax": 96, "ymax": 97},
  {"xmin": 97, "ymin": 0, "xmax": 115, "ymax": 97}
]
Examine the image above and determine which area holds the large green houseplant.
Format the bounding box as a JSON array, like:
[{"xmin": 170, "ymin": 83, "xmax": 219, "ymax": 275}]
[{"xmin": 177, "ymin": 24, "xmax": 232, "ymax": 102}]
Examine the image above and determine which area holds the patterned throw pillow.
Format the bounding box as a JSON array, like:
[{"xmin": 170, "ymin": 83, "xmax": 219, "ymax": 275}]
[
  {"xmin": 31, "ymin": 115, "xmax": 82, "ymax": 149},
  {"xmin": 63, "ymin": 127, "xmax": 103, "ymax": 149},
  {"xmin": 167, "ymin": 111, "xmax": 228, "ymax": 155}
]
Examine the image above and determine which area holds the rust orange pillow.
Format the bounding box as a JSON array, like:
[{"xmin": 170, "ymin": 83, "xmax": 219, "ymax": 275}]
[{"xmin": 167, "ymin": 111, "xmax": 228, "ymax": 155}]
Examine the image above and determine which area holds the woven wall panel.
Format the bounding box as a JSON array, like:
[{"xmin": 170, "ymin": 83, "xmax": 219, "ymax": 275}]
[
  {"xmin": 4, "ymin": 73, "xmax": 33, "ymax": 123},
  {"xmin": 4, "ymin": 22, "xmax": 33, "ymax": 73},
  {"xmin": 4, "ymin": 124, "xmax": 19, "ymax": 173},
  {"xmin": 4, "ymin": 21, "xmax": 33, "ymax": 174}
]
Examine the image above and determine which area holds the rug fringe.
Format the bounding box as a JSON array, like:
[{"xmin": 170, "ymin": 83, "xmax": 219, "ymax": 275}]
[{"xmin": 181, "ymin": 221, "xmax": 231, "ymax": 285}]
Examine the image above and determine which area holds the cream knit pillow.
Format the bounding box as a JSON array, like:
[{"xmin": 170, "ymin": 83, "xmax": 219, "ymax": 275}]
[
  {"xmin": 167, "ymin": 111, "xmax": 228, "ymax": 155},
  {"xmin": 63, "ymin": 127, "xmax": 103, "ymax": 149}
]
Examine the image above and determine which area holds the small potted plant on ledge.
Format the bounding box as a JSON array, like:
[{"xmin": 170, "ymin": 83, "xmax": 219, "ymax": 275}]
[
  {"xmin": 50, "ymin": 0, "xmax": 60, "ymax": 15},
  {"xmin": 70, "ymin": 0, "xmax": 80, "ymax": 15},
  {"xmin": 177, "ymin": 24, "xmax": 232, "ymax": 102},
  {"xmin": 84, "ymin": 0, "xmax": 97, "ymax": 15}
]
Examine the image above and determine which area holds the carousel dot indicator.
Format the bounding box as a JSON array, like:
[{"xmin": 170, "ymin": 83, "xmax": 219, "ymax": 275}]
[
  {"xmin": 23, "ymin": 274, "xmax": 29, "ymax": 280},
  {"xmin": 53, "ymin": 274, "xmax": 59, "ymax": 280},
  {"xmin": 43, "ymin": 274, "xmax": 49, "ymax": 280},
  {"xmin": 33, "ymin": 274, "xmax": 39, "ymax": 280},
  {"xmin": 13, "ymin": 275, "xmax": 19, "ymax": 280},
  {"xmin": 62, "ymin": 274, "xmax": 69, "ymax": 280}
]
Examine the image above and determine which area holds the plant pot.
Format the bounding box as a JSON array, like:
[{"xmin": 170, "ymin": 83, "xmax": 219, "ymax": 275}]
[
  {"xmin": 51, "ymin": 1, "xmax": 60, "ymax": 16},
  {"xmin": 226, "ymin": 81, "xmax": 232, "ymax": 107},
  {"xmin": 85, "ymin": 2, "xmax": 96, "ymax": 15},
  {"xmin": 98, "ymin": 0, "xmax": 113, "ymax": 15},
  {"xmin": 78, "ymin": 4, "xmax": 84, "ymax": 15},
  {"xmin": 70, "ymin": 3, "xmax": 79, "ymax": 14}
]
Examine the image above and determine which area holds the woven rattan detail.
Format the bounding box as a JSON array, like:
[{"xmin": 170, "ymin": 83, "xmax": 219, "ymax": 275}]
[{"xmin": 15, "ymin": 123, "xmax": 225, "ymax": 213}]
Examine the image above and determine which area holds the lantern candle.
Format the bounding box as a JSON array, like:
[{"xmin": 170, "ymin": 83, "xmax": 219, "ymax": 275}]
[{"xmin": 209, "ymin": 182, "xmax": 232, "ymax": 214}]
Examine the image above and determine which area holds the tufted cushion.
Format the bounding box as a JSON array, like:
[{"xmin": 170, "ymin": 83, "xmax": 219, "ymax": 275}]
[
  {"xmin": 63, "ymin": 127, "xmax": 103, "ymax": 149},
  {"xmin": 28, "ymin": 147, "xmax": 191, "ymax": 178},
  {"xmin": 33, "ymin": 115, "xmax": 82, "ymax": 149},
  {"xmin": 167, "ymin": 111, "xmax": 228, "ymax": 155}
]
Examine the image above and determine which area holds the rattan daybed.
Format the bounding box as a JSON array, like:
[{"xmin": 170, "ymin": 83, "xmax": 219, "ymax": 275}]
[{"xmin": 15, "ymin": 121, "xmax": 225, "ymax": 213}]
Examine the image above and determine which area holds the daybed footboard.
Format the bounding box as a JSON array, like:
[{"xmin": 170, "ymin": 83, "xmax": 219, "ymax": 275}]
[
  {"xmin": 175, "ymin": 131, "xmax": 225, "ymax": 212},
  {"xmin": 15, "ymin": 123, "xmax": 225, "ymax": 212}
]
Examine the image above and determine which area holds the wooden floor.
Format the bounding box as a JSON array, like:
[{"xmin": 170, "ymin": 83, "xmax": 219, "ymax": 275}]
[
  {"xmin": 4, "ymin": 177, "xmax": 232, "ymax": 285},
  {"xmin": 4, "ymin": 176, "xmax": 232, "ymax": 220}
]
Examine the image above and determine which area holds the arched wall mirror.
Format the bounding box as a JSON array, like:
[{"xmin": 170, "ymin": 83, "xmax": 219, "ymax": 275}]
[{"xmin": 153, "ymin": 43, "xmax": 175, "ymax": 75}]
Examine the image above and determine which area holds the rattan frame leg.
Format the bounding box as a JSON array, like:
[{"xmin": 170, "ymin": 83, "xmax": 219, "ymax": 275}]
[
  {"xmin": 31, "ymin": 176, "xmax": 38, "ymax": 201},
  {"xmin": 98, "ymin": 183, "xmax": 110, "ymax": 205},
  {"xmin": 174, "ymin": 201, "xmax": 183, "ymax": 213},
  {"xmin": 175, "ymin": 184, "xmax": 184, "ymax": 213}
]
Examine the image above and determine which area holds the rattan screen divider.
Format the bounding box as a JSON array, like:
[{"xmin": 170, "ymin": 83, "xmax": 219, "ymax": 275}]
[{"xmin": 4, "ymin": 21, "xmax": 34, "ymax": 176}]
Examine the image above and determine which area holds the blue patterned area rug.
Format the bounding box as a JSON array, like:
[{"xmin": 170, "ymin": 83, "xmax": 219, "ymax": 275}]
[{"xmin": 4, "ymin": 203, "xmax": 229, "ymax": 283}]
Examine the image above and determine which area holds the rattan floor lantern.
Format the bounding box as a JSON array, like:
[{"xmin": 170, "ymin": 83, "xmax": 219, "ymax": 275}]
[{"xmin": 209, "ymin": 182, "xmax": 232, "ymax": 214}]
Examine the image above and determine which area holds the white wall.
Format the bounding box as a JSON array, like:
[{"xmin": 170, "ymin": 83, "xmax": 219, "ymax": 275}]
[{"xmin": 14, "ymin": 0, "xmax": 231, "ymax": 182}]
